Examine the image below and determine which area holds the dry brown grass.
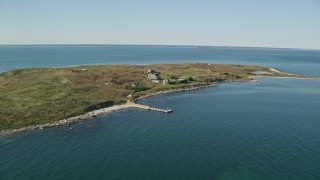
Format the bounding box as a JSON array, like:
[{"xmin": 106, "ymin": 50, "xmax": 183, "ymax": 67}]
[{"xmin": 0, "ymin": 63, "xmax": 294, "ymax": 130}]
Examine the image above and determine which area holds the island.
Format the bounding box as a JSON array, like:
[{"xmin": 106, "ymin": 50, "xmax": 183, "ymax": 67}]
[{"xmin": 0, "ymin": 63, "xmax": 317, "ymax": 135}]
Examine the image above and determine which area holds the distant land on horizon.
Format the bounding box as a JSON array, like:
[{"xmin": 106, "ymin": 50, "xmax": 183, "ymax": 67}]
[{"xmin": 0, "ymin": 44, "xmax": 319, "ymax": 51}]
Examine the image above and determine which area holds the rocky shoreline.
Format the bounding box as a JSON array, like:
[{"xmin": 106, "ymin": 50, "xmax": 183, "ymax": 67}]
[
  {"xmin": 0, "ymin": 83, "xmax": 216, "ymax": 137},
  {"xmin": 136, "ymin": 83, "xmax": 216, "ymax": 101},
  {"xmin": 0, "ymin": 103, "xmax": 132, "ymax": 137}
]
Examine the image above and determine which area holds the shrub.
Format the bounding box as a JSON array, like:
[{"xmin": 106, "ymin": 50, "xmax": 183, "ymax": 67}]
[
  {"xmin": 187, "ymin": 77, "xmax": 193, "ymax": 81},
  {"xmin": 170, "ymin": 75, "xmax": 179, "ymax": 81},
  {"xmin": 133, "ymin": 85, "xmax": 149, "ymax": 92},
  {"xmin": 179, "ymin": 79, "xmax": 188, "ymax": 83}
]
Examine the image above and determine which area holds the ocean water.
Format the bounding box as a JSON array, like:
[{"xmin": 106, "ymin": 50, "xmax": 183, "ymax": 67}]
[
  {"xmin": 0, "ymin": 46, "xmax": 320, "ymax": 179},
  {"xmin": 1, "ymin": 45, "xmax": 320, "ymax": 76}
]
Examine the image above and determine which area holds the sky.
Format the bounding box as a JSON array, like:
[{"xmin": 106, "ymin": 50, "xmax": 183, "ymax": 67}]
[{"xmin": 0, "ymin": 0, "xmax": 320, "ymax": 49}]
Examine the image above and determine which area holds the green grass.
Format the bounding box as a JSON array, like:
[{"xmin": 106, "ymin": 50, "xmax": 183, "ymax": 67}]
[
  {"xmin": 160, "ymin": 73, "xmax": 170, "ymax": 80},
  {"xmin": 0, "ymin": 63, "xmax": 301, "ymax": 130},
  {"xmin": 181, "ymin": 71, "xmax": 200, "ymax": 77}
]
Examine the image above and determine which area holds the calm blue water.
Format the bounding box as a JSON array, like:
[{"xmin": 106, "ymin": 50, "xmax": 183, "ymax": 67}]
[
  {"xmin": 0, "ymin": 46, "xmax": 320, "ymax": 179},
  {"xmin": 1, "ymin": 45, "xmax": 320, "ymax": 76}
]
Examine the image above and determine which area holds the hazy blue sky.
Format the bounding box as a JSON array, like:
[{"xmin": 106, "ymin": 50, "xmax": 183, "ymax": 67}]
[{"xmin": 0, "ymin": 0, "xmax": 319, "ymax": 49}]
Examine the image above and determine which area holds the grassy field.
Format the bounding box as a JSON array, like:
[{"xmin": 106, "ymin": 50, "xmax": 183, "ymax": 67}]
[{"xmin": 0, "ymin": 63, "xmax": 300, "ymax": 130}]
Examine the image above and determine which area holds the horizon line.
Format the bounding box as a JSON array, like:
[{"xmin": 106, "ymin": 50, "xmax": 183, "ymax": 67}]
[{"xmin": 0, "ymin": 43, "xmax": 319, "ymax": 51}]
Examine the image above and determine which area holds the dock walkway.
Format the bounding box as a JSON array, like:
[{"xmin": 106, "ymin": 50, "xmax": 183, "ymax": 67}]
[{"xmin": 129, "ymin": 103, "xmax": 173, "ymax": 113}]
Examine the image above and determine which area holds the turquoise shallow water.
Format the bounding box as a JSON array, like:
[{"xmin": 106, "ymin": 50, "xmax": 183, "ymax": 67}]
[{"xmin": 0, "ymin": 46, "xmax": 320, "ymax": 179}]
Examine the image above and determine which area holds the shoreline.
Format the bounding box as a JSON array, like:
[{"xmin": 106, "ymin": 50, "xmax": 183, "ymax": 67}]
[
  {"xmin": 0, "ymin": 103, "xmax": 134, "ymax": 137},
  {"xmin": 2, "ymin": 72, "xmax": 318, "ymax": 137},
  {"xmin": 135, "ymin": 83, "xmax": 216, "ymax": 101},
  {"xmin": 250, "ymin": 68, "xmax": 320, "ymax": 81},
  {"xmin": 250, "ymin": 75, "xmax": 320, "ymax": 81},
  {"xmin": 0, "ymin": 83, "xmax": 215, "ymax": 137}
]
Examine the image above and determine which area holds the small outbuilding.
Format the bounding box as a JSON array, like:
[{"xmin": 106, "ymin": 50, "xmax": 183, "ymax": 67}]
[{"xmin": 162, "ymin": 79, "xmax": 169, "ymax": 84}]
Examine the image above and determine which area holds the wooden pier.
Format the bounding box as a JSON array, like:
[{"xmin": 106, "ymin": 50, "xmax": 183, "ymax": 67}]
[{"xmin": 130, "ymin": 103, "xmax": 173, "ymax": 113}]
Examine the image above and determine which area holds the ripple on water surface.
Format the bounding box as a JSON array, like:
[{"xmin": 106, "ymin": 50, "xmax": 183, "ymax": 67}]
[{"xmin": 1, "ymin": 78, "xmax": 320, "ymax": 180}]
